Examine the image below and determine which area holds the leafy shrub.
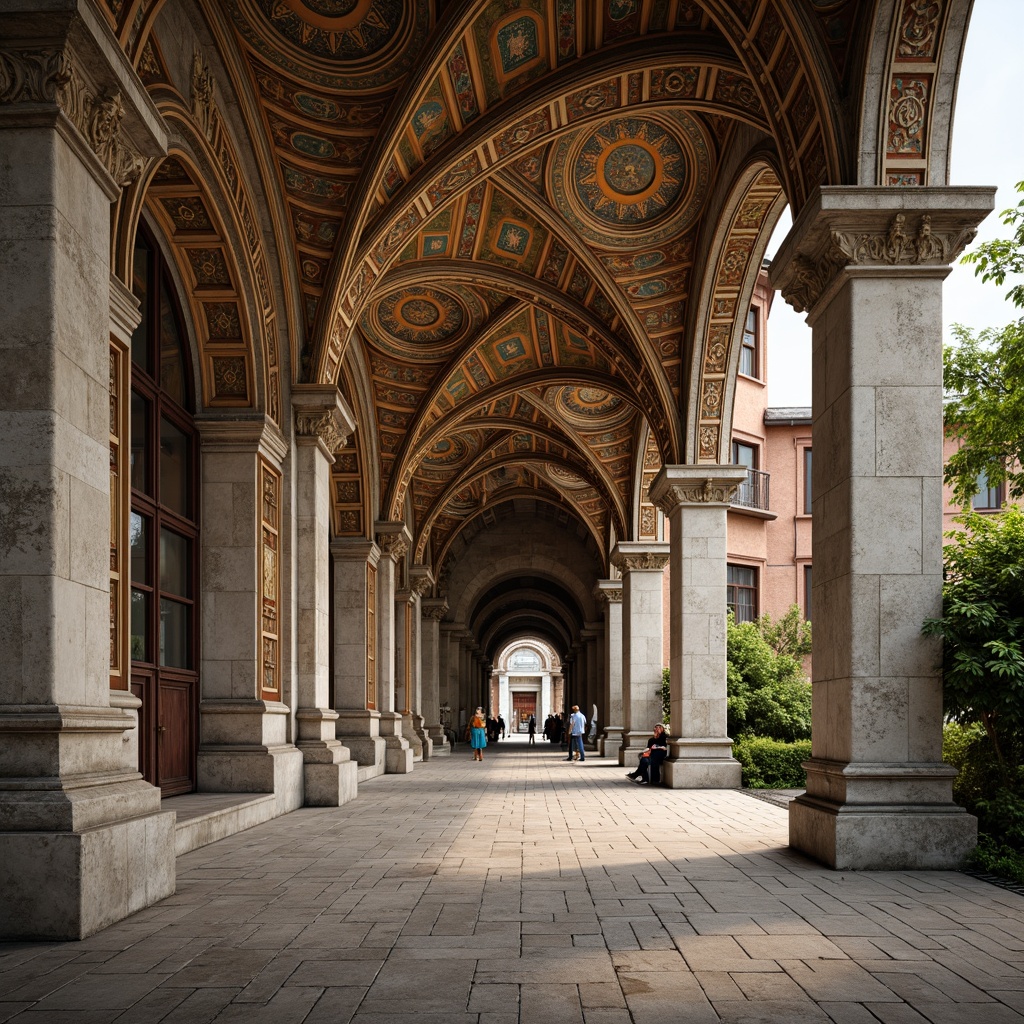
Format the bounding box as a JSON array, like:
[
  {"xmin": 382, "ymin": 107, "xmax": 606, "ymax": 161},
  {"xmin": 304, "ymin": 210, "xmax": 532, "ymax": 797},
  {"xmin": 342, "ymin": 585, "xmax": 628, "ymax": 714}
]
[
  {"xmin": 733, "ymin": 736, "xmax": 811, "ymax": 789},
  {"xmin": 728, "ymin": 606, "xmax": 812, "ymax": 742}
]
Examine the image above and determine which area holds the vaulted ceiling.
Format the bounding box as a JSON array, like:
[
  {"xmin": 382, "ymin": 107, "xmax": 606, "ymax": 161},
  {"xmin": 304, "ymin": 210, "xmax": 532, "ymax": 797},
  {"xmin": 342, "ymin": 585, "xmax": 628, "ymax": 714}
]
[{"xmin": 110, "ymin": 0, "xmax": 945, "ymax": 584}]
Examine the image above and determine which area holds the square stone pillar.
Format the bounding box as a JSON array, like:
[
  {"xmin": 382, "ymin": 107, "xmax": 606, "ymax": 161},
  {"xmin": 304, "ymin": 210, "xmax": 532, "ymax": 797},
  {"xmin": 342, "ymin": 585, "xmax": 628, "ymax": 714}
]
[
  {"xmin": 331, "ymin": 538, "xmax": 385, "ymax": 774},
  {"xmin": 375, "ymin": 522, "xmax": 413, "ymax": 774},
  {"xmin": 651, "ymin": 466, "xmax": 749, "ymax": 788},
  {"xmin": 196, "ymin": 418, "xmax": 302, "ymax": 811},
  {"xmin": 771, "ymin": 186, "xmax": 994, "ymax": 869},
  {"xmin": 291, "ymin": 386, "xmax": 358, "ymax": 805},
  {"xmin": 582, "ymin": 625, "xmax": 603, "ymax": 745},
  {"xmin": 0, "ymin": 5, "xmax": 173, "ymax": 939},
  {"xmin": 611, "ymin": 543, "xmax": 670, "ymax": 765},
  {"xmin": 422, "ymin": 598, "xmax": 450, "ymax": 754},
  {"xmin": 394, "ymin": 590, "xmax": 424, "ymax": 761},
  {"xmin": 594, "ymin": 581, "xmax": 624, "ymax": 756}
]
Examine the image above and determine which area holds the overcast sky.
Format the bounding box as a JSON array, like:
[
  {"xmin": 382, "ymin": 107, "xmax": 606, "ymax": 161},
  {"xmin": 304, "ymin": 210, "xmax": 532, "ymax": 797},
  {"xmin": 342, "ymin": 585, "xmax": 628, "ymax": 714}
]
[{"xmin": 765, "ymin": 0, "xmax": 1024, "ymax": 407}]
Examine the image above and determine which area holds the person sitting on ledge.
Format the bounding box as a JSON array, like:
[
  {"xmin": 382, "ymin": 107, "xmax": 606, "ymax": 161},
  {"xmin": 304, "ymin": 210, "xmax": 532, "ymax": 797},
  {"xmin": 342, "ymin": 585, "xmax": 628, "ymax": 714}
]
[{"xmin": 626, "ymin": 723, "xmax": 669, "ymax": 785}]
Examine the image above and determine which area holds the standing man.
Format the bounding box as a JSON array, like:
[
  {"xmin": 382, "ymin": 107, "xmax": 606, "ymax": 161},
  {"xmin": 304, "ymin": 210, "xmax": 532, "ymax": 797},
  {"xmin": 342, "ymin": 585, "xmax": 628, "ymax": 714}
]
[
  {"xmin": 498, "ymin": 714, "xmax": 506, "ymax": 740},
  {"xmin": 528, "ymin": 715, "xmax": 536, "ymax": 745},
  {"xmin": 564, "ymin": 705, "xmax": 587, "ymax": 762}
]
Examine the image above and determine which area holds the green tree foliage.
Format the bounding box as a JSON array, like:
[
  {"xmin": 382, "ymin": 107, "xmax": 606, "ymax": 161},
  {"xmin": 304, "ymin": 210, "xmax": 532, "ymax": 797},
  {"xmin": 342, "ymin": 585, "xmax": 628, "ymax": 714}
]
[
  {"xmin": 945, "ymin": 180, "xmax": 1024, "ymax": 506},
  {"xmin": 923, "ymin": 507, "xmax": 1024, "ymax": 777},
  {"xmin": 727, "ymin": 606, "xmax": 812, "ymax": 743}
]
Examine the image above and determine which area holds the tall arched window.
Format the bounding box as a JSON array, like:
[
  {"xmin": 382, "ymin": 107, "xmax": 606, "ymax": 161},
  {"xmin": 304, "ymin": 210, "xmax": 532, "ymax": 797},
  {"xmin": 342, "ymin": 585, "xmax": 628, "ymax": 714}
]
[{"xmin": 129, "ymin": 226, "xmax": 200, "ymax": 796}]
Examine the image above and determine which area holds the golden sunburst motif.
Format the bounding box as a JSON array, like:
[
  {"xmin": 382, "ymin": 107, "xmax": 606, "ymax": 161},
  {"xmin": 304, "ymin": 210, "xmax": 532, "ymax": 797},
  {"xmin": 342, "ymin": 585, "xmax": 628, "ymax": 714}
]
[{"xmin": 573, "ymin": 118, "xmax": 685, "ymax": 225}]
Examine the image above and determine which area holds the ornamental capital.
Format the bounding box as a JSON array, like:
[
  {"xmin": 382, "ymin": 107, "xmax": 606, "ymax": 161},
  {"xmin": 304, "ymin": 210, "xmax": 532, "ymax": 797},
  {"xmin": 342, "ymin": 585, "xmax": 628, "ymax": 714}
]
[
  {"xmin": 610, "ymin": 543, "xmax": 670, "ymax": 573},
  {"xmin": 770, "ymin": 186, "xmax": 995, "ymax": 315},
  {"xmin": 421, "ymin": 598, "xmax": 449, "ymax": 621},
  {"xmin": 292, "ymin": 385, "xmax": 355, "ymax": 459},
  {"xmin": 0, "ymin": 47, "xmax": 146, "ymax": 188},
  {"xmin": 375, "ymin": 521, "xmax": 411, "ymax": 562},
  {"xmin": 649, "ymin": 465, "xmax": 748, "ymax": 513}
]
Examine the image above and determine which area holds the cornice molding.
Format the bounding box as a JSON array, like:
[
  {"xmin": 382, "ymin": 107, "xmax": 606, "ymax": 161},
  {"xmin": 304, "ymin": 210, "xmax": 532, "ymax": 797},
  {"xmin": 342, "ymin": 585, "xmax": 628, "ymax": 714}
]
[{"xmin": 292, "ymin": 384, "xmax": 356, "ymax": 461}]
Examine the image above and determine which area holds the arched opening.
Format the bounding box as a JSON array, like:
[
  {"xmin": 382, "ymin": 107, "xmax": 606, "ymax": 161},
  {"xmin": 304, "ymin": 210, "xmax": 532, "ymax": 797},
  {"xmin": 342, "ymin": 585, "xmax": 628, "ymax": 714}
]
[{"xmin": 129, "ymin": 224, "xmax": 201, "ymax": 796}]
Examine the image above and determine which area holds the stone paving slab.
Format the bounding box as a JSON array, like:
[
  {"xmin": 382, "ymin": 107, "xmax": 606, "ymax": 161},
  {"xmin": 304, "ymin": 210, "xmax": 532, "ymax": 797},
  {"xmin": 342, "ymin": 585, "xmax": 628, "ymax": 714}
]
[{"xmin": 3, "ymin": 739, "xmax": 1024, "ymax": 1022}]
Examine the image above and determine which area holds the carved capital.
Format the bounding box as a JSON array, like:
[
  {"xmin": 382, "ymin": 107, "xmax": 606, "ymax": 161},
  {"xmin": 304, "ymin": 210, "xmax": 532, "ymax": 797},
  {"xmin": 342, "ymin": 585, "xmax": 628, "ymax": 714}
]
[
  {"xmin": 649, "ymin": 465, "xmax": 748, "ymax": 513},
  {"xmin": 594, "ymin": 587, "xmax": 622, "ymax": 606},
  {"xmin": 421, "ymin": 599, "xmax": 449, "ymax": 622},
  {"xmin": 0, "ymin": 46, "xmax": 145, "ymax": 187},
  {"xmin": 409, "ymin": 567, "xmax": 434, "ymax": 598},
  {"xmin": 295, "ymin": 410, "xmax": 347, "ymax": 455},
  {"xmin": 770, "ymin": 187, "xmax": 996, "ymax": 316}
]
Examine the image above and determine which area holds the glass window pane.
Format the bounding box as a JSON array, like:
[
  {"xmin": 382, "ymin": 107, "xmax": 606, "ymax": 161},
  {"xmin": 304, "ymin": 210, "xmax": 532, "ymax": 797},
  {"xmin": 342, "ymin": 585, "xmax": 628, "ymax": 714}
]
[
  {"xmin": 160, "ymin": 528, "xmax": 191, "ymax": 597},
  {"xmin": 130, "ymin": 392, "xmax": 150, "ymax": 494},
  {"xmin": 159, "ymin": 280, "xmax": 186, "ymax": 407},
  {"xmin": 740, "ymin": 344, "xmax": 755, "ymax": 376},
  {"xmin": 160, "ymin": 418, "xmax": 189, "ymax": 516},
  {"xmin": 804, "ymin": 448, "xmax": 813, "ymax": 515},
  {"xmin": 131, "ymin": 242, "xmax": 151, "ymax": 374},
  {"xmin": 131, "ymin": 588, "xmax": 149, "ymax": 661},
  {"xmin": 160, "ymin": 598, "xmax": 191, "ymax": 668},
  {"xmin": 130, "ymin": 512, "xmax": 149, "ymax": 584}
]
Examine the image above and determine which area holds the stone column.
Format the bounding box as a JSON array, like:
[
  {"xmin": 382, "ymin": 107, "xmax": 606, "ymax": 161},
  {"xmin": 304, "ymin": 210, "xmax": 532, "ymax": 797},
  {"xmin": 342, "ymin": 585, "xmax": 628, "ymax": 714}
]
[
  {"xmin": 582, "ymin": 626, "xmax": 602, "ymax": 744},
  {"xmin": 770, "ymin": 186, "xmax": 993, "ymax": 869},
  {"xmin": 422, "ymin": 598, "xmax": 449, "ymax": 754},
  {"xmin": 408, "ymin": 567, "xmax": 433, "ymax": 758},
  {"xmin": 651, "ymin": 465, "xmax": 748, "ymax": 788},
  {"xmin": 197, "ymin": 419, "xmax": 302, "ymax": 811},
  {"xmin": 375, "ymin": 522, "xmax": 413, "ymax": 774},
  {"xmin": 439, "ymin": 621, "xmax": 460, "ymax": 737},
  {"xmin": 291, "ymin": 386, "xmax": 358, "ymax": 805},
  {"xmin": 0, "ymin": 5, "xmax": 172, "ymax": 939},
  {"xmin": 331, "ymin": 538, "xmax": 384, "ymax": 775},
  {"xmin": 594, "ymin": 581, "xmax": 623, "ymax": 756},
  {"xmin": 393, "ymin": 590, "xmax": 422, "ymax": 760},
  {"xmin": 612, "ymin": 543, "xmax": 670, "ymax": 765}
]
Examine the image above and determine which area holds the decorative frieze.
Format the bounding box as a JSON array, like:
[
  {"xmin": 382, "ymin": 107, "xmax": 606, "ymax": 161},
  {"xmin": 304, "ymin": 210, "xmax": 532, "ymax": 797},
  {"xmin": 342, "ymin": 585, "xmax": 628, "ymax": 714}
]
[
  {"xmin": 648, "ymin": 464, "xmax": 750, "ymax": 515},
  {"xmin": 613, "ymin": 551, "xmax": 669, "ymax": 573},
  {"xmin": 0, "ymin": 47, "xmax": 144, "ymax": 186},
  {"xmin": 191, "ymin": 49, "xmax": 214, "ymax": 140},
  {"xmin": 295, "ymin": 410, "xmax": 348, "ymax": 454},
  {"xmin": 594, "ymin": 587, "xmax": 623, "ymax": 605}
]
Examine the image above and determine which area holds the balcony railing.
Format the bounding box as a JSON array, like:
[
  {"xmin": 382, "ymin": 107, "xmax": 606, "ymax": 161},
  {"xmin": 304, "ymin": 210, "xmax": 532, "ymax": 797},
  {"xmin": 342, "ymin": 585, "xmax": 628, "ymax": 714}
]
[{"xmin": 733, "ymin": 468, "xmax": 770, "ymax": 511}]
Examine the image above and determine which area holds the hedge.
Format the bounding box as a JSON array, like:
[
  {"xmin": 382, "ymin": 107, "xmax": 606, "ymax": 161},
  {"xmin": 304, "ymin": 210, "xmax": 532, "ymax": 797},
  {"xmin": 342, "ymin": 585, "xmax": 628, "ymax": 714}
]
[{"xmin": 733, "ymin": 735, "xmax": 810, "ymax": 789}]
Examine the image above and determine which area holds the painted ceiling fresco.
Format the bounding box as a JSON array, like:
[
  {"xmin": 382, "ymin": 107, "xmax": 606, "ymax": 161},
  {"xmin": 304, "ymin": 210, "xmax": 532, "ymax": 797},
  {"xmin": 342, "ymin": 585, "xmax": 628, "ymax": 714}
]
[{"xmin": 115, "ymin": 0, "xmax": 897, "ymax": 576}]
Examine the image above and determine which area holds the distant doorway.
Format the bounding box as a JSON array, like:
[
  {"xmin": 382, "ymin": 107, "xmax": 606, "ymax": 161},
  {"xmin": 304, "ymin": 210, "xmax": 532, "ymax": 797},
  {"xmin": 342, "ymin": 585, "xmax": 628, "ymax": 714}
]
[{"xmin": 511, "ymin": 693, "xmax": 536, "ymax": 733}]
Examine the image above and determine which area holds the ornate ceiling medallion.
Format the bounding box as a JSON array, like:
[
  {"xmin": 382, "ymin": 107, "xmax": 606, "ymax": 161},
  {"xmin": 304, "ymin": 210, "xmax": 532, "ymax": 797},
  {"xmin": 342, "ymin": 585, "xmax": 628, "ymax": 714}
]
[
  {"xmin": 549, "ymin": 111, "xmax": 711, "ymax": 248},
  {"xmin": 376, "ymin": 288, "xmax": 464, "ymax": 344},
  {"xmin": 574, "ymin": 119, "xmax": 684, "ymax": 225},
  {"xmin": 229, "ymin": 0, "xmax": 429, "ymax": 89},
  {"xmin": 551, "ymin": 385, "xmax": 632, "ymax": 428}
]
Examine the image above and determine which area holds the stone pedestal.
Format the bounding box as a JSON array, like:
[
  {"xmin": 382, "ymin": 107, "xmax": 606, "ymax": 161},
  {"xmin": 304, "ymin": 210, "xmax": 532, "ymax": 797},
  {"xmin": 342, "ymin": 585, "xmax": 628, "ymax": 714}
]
[
  {"xmin": 771, "ymin": 186, "xmax": 994, "ymax": 868},
  {"xmin": 611, "ymin": 543, "xmax": 670, "ymax": 766},
  {"xmin": 332, "ymin": 540, "xmax": 385, "ymax": 776},
  {"xmin": 0, "ymin": 4, "xmax": 173, "ymax": 939},
  {"xmin": 651, "ymin": 466, "xmax": 747, "ymax": 789},
  {"xmin": 292, "ymin": 387, "xmax": 358, "ymax": 806}
]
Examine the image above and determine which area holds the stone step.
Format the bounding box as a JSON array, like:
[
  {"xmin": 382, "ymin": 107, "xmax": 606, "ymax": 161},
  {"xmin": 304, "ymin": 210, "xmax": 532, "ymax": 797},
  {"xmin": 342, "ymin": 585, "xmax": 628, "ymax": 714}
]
[{"xmin": 162, "ymin": 793, "xmax": 278, "ymax": 857}]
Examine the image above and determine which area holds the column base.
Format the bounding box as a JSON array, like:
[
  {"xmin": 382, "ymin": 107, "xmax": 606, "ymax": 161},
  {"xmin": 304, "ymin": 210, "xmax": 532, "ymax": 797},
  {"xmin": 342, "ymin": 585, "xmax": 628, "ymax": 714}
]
[
  {"xmin": 302, "ymin": 759, "xmax": 358, "ymax": 806},
  {"xmin": 0, "ymin": 810, "xmax": 176, "ymax": 940},
  {"xmin": 597, "ymin": 727, "xmax": 623, "ymax": 758},
  {"xmin": 410, "ymin": 713, "xmax": 432, "ymax": 761},
  {"xmin": 380, "ymin": 712, "xmax": 414, "ymax": 774},
  {"xmin": 400, "ymin": 713, "xmax": 424, "ymax": 761},
  {"xmin": 618, "ymin": 731, "xmax": 652, "ymax": 767},
  {"xmin": 426, "ymin": 724, "xmax": 450, "ymax": 756},
  {"xmin": 663, "ymin": 738, "xmax": 742, "ymax": 789},
  {"xmin": 197, "ymin": 745, "xmax": 304, "ymax": 815},
  {"xmin": 790, "ymin": 758, "xmax": 978, "ymax": 869},
  {"xmin": 335, "ymin": 709, "xmax": 386, "ymax": 775}
]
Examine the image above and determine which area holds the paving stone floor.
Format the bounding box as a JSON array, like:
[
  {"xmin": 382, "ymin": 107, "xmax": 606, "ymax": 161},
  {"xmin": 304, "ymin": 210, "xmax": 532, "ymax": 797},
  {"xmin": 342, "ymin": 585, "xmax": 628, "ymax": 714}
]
[{"xmin": 3, "ymin": 738, "xmax": 1024, "ymax": 1024}]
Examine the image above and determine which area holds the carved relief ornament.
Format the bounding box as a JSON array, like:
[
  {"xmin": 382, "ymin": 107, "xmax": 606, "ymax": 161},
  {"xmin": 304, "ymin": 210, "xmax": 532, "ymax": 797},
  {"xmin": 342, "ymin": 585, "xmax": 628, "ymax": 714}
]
[
  {"xmin": 651, "ymin": 478, "xmax": 741, "ymax": 514},
  {"xmin": 0, "ymin": 47, "xmax": 144, "ymax": 187},
  {"xmin": 615, "ymin": 552, "xmax": 669, "ymax": 572},
  {"xmin": 779, "ymin": 212, "xmax": 978, "ymax": 314},
  {"xmin": 376, "ymin": 532, "xmax": 409, "ymax": 561},
  {"xmin": 421, "ymin": 600, "xmax": 449, "ymax": 621},
  {"xmin": 191, "ymin": 49, "xmax": 215, "ymax": 140},
  {"xmin": 595, "ymin": 588, "xmax": 623, "ymax": 605},
  {"xmin": 295, "ymin": 410, "xmax": 348, "ymax": 454}
]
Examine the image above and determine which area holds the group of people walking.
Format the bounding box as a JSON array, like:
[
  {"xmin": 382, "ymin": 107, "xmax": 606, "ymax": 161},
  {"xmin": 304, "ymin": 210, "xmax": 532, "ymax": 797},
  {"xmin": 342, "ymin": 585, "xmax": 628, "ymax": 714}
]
[{"xmin": 466, "ymin": 705, "xmax": 669, "ymax": 785}]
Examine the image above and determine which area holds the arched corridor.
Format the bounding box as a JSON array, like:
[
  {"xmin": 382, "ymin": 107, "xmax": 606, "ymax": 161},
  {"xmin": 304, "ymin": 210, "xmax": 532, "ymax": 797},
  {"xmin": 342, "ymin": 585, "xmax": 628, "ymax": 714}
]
[
  {"xmin": 0, "ymin": 0, "xmax": 997, "ymax": 939},
  {"xmin": 2, "ymin": 748, "xmax": 1023, "ymax": 1022}
]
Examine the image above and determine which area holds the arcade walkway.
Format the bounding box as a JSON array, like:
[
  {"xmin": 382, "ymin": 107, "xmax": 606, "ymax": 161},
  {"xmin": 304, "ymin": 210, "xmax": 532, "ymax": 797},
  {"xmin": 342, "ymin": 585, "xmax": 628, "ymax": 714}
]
[{"xmin": 2, "ymin": 740, "xmax": 1024, "ymax": 1024}]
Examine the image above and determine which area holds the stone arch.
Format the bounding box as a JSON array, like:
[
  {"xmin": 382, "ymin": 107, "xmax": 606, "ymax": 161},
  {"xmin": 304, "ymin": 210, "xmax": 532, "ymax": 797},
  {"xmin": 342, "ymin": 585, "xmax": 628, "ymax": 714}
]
[
  {"xmin": 685, "ymin": 160, "xmax": 787, "ymax": 463},
  {"xmin": 858, "ymin": 0, "xmax": 974, "ymax": 187},
  {"xmin": 497, "ymin": 638, "xmax": 559, "ymax": 675}
]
